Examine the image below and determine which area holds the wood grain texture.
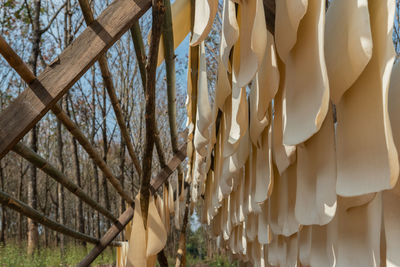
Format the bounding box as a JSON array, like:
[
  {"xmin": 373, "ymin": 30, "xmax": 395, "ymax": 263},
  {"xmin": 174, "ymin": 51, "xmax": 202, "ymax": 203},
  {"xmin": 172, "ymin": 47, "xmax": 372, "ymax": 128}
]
[{"xmin": 0, "ymin": 0, "xmax": 151, "ymax": 159}]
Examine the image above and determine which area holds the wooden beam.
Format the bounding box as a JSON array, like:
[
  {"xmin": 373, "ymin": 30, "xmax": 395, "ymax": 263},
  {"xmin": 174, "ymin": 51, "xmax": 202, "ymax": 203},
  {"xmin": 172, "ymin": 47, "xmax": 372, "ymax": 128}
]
[
  {"xmin": 0, "ymin": 34, "xmax": 134, "ymax": 205},
  {"xmin": 0, "ymin": 0, "xmax": 151, "ymax": 159},
  {"xmin": 0, "ymin": 188, "xmax": 122, "ymax": 246},
  {"xmin": 12, "ymin": 142, "xmax": 117, "ymax": 222},
  {"xmin": 78, "ymin": 142, "xmax": 187, "ymax": 266},
  {"xmin": 162, "ymin": 0, "xmax": 179, "ymax": 153}
]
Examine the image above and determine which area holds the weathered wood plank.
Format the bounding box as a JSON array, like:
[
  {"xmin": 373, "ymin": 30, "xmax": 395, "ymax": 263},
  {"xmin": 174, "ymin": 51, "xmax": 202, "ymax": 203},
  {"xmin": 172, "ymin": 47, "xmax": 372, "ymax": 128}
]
[{"xmin": 0, "ymin": 0, "xmax": 151, "ymax": 159}]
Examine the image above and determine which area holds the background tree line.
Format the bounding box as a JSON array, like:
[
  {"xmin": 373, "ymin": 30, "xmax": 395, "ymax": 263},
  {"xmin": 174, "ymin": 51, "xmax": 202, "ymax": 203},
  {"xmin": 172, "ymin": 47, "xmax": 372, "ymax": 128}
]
[{"xmin": 0, "ymin": 0, "xmax": 400, "ymax": 265}]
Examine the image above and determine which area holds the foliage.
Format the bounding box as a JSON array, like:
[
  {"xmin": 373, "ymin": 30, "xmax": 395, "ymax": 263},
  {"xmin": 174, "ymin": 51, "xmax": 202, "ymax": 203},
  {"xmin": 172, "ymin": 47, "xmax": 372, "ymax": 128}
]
[
  {"xmin": 187, "ymin": 227, "xmax": 207, "ymax": 260},
  {"xmin": 0, "ymin": 243, "xmax": 114, "ymax": 267},
  {"xmin": 183, "ymin": 224, "xmax": 238, "ymax": 267}
]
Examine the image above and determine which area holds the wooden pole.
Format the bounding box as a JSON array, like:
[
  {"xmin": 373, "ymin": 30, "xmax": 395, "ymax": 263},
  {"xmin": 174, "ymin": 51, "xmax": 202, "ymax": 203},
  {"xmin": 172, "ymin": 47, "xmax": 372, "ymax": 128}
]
[
  {"xmin": 162, "ymin": 0, "xmax": 179, "ymax": 154},
  {"xmin": 162, "ymin": 0, "xmax": 185, "ymax": 180},
  {"xmin": 12, "ymin": 142, "xmax": 117, "ymax": 221},
  {"xmin": 0, "ymin": 188, "xmax": 122, "ymax": 246},
  {"xmin": 130, "ymin": 23, "xmax": 147, "ymax": 88},
  {"xmin": 79, "ymin": 142, "xmax": 187, "ymax": 266}
]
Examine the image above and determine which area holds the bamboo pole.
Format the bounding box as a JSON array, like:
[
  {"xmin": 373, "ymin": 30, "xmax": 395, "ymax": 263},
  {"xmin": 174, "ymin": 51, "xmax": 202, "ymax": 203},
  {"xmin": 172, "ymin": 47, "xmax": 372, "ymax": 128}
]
[
  {"xmin": 12, "ymin": 142, "xmax": 117, "ymax": 221},
  {"xmin": 130, "ymin": 22, "xmax": 147, "ymax": 88},
  {"xmin": 78, "ymin": 0, "xmax": 143, "ymax": 178},
  {"xmin": 162, "ymin": 0, "xmax": 179, "ymax": 154},
  {"xmin": 161, "ymin": 0, "xmax": 185, "ymax": 182},
  {"xmin": 0, "ymin": 35, "xmax": 134, "ymax": 205},
  {"xmin": 0, "ymin": 188, "xmax": 122, "ymax": 246},
  {"xmin": 79, "ymin": 142, "xmax": 187, "ymax": 266}
]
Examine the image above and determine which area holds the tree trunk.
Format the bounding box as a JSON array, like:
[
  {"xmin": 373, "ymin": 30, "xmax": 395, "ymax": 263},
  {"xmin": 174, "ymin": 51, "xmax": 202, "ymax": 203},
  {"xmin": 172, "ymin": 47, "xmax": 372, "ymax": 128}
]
[
  {"xmin": 55, "ymin": 0, "xmax": 73, "ymax": 257},
  {"xmin": 27, "ymin": 125, "xmax": 39, "ymax": 255},
  {"xmin": 17, "ymin": 159, "xmax": 24, "ymax": 245},
  {"xmin": 175, "ymin": 192, "xmax": 190, "ymax": 267},
  {"xmin": 56, "ymin": 114, "xmax": 66, "ymax": 255},
  {"xmin": 90, "ymin": 70, "xmax": 101, "ymax": 238},
  {"xmin": 101, "ymin": 85, "xmax": 111, "ymax": 230},
  {"xmin": 0, "ymin": 160, "xmax": 6, "ymax": 245},
  {"xmin": 119, "ymin": 134, "xmax": 126, "ymax": 215},
  {"xmin": 26, "ymin": 0, "xmax": 42, "ymax": 255},
  {"xmin": 66, "ymin": 96, "xmax": 86, "ymax": 247}
]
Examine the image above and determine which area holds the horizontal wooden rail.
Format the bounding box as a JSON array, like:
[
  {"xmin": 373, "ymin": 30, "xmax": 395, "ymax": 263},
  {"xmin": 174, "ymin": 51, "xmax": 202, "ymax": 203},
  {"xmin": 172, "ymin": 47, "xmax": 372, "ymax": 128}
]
[
  {"xmin": 12, "ymin": 142, "xmax": 117, "ymax": 221},
  {"xmin": 0, "ymin": 34, "xmax": 134, "ymax": 205},
  {"xmin": 78, "ymin": 142, "xmax": 187, "ymax": 266},
  {"xmin": 0, "ymin": 0, "xmax": 151, "ymax": 159},
  {"xmin": 0, "ymin": 188, "xmax": 122, "ymax": 246}
]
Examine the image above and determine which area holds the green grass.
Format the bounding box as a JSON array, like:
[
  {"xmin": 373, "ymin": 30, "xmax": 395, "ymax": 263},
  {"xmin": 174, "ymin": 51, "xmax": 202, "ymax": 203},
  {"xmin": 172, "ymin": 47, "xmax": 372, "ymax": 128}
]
[{"xmin": 0, "ymin": 242, "xmax": 115, "ymax": 267}]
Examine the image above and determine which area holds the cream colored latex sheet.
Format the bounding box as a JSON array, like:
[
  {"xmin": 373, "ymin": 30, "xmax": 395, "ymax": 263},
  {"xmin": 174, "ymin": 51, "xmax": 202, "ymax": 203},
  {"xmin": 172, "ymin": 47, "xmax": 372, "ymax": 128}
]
[
  {"xmin": 282, "ymin": 0, "xmax": 329, "ymax": 145},
  {"xmin": 335, "ymin": 0, "xmax": 399, "ymax": 196}
]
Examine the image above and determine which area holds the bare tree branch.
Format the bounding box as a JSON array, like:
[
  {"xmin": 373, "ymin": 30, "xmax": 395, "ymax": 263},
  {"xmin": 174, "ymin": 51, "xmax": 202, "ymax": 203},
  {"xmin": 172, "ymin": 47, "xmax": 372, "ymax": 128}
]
[{"xmin": 40, "ymin": 2, "xmax": 67, "ymax": 34}]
